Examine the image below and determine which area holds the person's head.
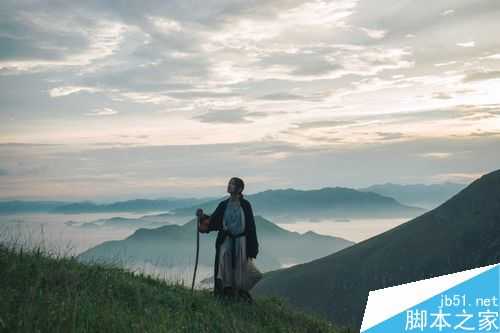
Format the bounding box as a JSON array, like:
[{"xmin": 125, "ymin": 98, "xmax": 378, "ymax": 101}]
[{"xmin": 227, "ymin": 177, "xmax": 244, "ymax": 196}]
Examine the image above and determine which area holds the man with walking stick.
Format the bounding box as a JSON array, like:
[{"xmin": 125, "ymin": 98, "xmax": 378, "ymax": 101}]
[{"xmin": 195, "ymin": 177, "xmax": 261, "ymax": 302}]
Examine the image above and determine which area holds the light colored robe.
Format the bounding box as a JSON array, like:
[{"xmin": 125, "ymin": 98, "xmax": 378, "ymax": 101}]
[{"xmin": 216, "ymin": 198, "xmax": 248, "ymax": 290}]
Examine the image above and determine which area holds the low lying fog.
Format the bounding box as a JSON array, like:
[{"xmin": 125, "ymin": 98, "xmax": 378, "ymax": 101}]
[{"xmin": 0, "ymin": 211, "xmax": 409, "ymax": 288}]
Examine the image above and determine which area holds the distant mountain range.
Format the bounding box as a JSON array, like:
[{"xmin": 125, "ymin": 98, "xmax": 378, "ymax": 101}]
[
  {"xmin": 0, "ymin": 200, "xmax": 69, "ymax": 214},
  {"xmin": 66, "ymin": 215, "xmax": 172, "ymax": 229},
  {"xmin": 0, "ymin": 186, "xmax": 432, "ymax": 219},
  {"xmin": 77, "ymin": 215, "xmax": 354, "ymax": 274},
  {"xmin": 359, "ymin": 182, "xmax": 466, "ymax": 209},
  {"xmin": 172, "ymin": 187, "xmax": 425, "ymax": 222},
  {"xmin": 51, "ymin": 198, "xmax": 216, "ymax": 214},
  {"xmin": 252, "ymin": 169, "xmax": 500, "ymax": 331},
  {"xmin": 0, "ymin": 186, "xmax": 426, "ymax": 219},
  {"xmin": 1, "ymin": 184, "xmax": 436, "ymax": 222},
  {"xmin": 0, "ymin": 198, "xmax": 216, "ymax": 214}
]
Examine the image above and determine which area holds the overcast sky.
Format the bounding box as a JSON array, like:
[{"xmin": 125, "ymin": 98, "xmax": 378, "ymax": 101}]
[{"xmin": 1, "ymin": 0, "xmax": 500, "ymax": 201}]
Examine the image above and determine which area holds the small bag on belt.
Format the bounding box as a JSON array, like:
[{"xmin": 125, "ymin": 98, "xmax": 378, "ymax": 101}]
[{"xmin": 242, "ymin": 258, "xmax": 263, "ymax": 291}]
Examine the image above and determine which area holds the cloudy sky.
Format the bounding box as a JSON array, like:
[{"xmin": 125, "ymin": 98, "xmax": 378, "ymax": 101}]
[{"xmin": 1, "ymin": 0, "xmax": 500, "ymax": 201}]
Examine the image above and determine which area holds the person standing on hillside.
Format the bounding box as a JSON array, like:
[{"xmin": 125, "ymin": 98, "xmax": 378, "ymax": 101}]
[{"xmin": 196, "ymin": 177, "xmax": 259, "ymax": 302}]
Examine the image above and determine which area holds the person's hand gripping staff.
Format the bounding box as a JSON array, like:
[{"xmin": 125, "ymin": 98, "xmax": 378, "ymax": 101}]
[{"xmin": 196, "ymin": 208, "xmax": 210, "ymax": 233}]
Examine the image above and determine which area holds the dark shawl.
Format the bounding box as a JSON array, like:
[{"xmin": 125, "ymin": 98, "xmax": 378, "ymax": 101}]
[{"xmin": 206, "ymin": 195, "xmax": 259, "ymax": 293}]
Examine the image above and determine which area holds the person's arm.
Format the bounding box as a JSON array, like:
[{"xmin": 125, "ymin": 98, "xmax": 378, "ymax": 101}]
[
  {"xmin": 197, "ymin": 202, "xmax": 224, "ymax": 233},
  {"xmin": 207, "ymin": 202, "xmax": 224, "ymax": 231},
  {"xmin": 246, "ymin": 203, "xmax": 259, "ymax": 259}
]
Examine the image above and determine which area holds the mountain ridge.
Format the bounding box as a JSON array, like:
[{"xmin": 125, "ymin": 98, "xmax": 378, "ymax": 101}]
[
  {"xmin": 252, "ymin": 169, "xmax": 500, "ymax": 331},
  {"xmin": 172, "ymin": 187, "xmax": 425, "ymax": 222},
  {"xmin": 78, "ymin": 215, "xmax": 355, "ymax": 275}
]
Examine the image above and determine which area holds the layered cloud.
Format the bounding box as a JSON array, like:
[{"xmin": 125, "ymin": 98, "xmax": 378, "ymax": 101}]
[
  {"xmin": 1, "ymin": 0, "xmax": 499, "ymax": 198},
  {"xmin": 1, "ymin": 134, "xmax": 499, "ymax": 200}
]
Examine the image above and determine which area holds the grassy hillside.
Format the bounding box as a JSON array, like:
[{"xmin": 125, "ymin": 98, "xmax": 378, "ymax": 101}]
[
  {"xmin": 253, "ymin": 169, "xmax": 500, "ymax": 331},
  {"xmin": 0, "ymin": 244, "xmax": 350, "ymax": 333}
]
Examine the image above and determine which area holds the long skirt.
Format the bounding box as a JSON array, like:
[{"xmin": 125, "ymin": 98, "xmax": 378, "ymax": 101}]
[{"xmin": 216, "ymin": 235, "xmax": 248, "ymax": 290}]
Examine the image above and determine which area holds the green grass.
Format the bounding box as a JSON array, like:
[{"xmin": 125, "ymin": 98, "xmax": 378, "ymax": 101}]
[{"xmin": 0, "ymin": 243, "xmax": 349, "ymax": 333}]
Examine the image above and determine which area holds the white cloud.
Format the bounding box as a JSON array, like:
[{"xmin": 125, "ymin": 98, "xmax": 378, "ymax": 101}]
[
  {"xmin": 118, "ymin": 92, "xmax": 178, "ymax": 105},
  {"xmin": 418, "ymin": 152, "xmax": 453, "ymax": 159},
  {"xmin": 456, "ymin": 41, "xmax": 476, "ymax": 48},
  {"xmin": 441, "ymin": 9, "xmax": 455, "ymax": 16},
  {"xmin": 148, "ymin": 16, "xmax": 182, "ymax": 33},
  {"xmin": 0, "ymin": 19, "xmax": 129, "ymax": 73},
  {"xmin": 481, "ymin": 53, "xmax": 500, "ymax": 60},
  {"xmin": 85, "ymin": 108, "xmax": 119, "ymax": 116},
  {"xmin": 49, "ymin": 86, "xmax": 101, "ymax": 98},
  {"xmin": 278, "ymin": 0, "xmax": 359, "ymax": 26},
  {"xmin": 360, "ymin": 27, "xmax": 387, "ymax": 39},
  {"xmin": 434, "ymin": 61, "xmax": 457, "ymax": 67}
]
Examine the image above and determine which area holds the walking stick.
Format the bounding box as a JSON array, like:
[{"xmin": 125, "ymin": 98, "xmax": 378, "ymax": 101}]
[{"xmin": 191, "ymin": 210, "xmax": 202, "ymax": 293}]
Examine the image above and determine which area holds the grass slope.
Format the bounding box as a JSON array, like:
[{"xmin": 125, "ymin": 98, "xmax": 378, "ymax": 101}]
[{"xmin": 0, "ymin": 244, "xmax": 350, "ymax": 333}]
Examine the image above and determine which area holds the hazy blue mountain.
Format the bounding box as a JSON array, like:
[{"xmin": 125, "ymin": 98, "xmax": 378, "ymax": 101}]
[
  {"xmin": 172, "ymin": 187, "xmax": 425, "ymax": 222},
  {"xmin": 252, "ymin": 169, "xmax": 500, "ymax": 331},
  {"xmin": 78, "ymin": 215, "xmax": 354, "ymax": 274},
  {"xmin": 359, "ymin": 182, "xmax": 466, "ymax": 209},
  {"xmin": 0, "ymin": 200, "xmax": 69, "ymax": 214},
  {"xmin": 2, "ymin": 188, "xmax": 424, "ymax": 221},
  {"xmin": 51, "ymin": 197, "xmax": 215, "ymax": 214},
  {"xmin": 67, "ymin": 215, "xmax": 171, "ymax": 229}
]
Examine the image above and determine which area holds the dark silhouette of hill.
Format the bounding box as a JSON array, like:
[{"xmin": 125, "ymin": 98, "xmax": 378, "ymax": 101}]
[
  {"xmin": 172, "ymin": 187, "xmax": 424, "ymax": 222},
  {"xmin": 252, "ymin": 169, "xmax": 500, "ymax": 331},
  {"xmin": 78, "ymin": 215, "xmax": 354, "ymax": 274}
]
